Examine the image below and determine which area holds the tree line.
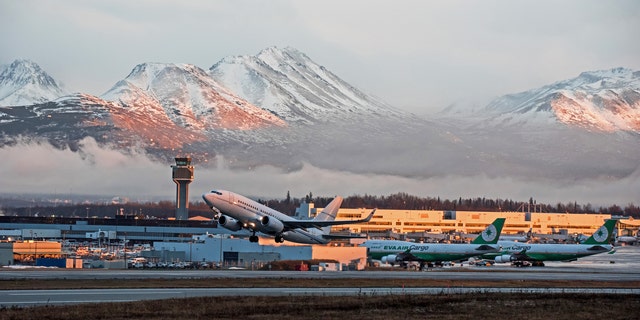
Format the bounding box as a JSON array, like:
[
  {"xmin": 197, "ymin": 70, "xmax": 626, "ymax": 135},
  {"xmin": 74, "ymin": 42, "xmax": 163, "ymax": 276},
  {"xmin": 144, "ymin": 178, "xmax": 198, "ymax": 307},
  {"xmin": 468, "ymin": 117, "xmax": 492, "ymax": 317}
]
[
  {"xmin": 3, "ymin": 192, "xmax": 639, "ymax": 219},
  {"xmin": 261, "ymin": 192, "xmax": 639, "ymax": 218}
]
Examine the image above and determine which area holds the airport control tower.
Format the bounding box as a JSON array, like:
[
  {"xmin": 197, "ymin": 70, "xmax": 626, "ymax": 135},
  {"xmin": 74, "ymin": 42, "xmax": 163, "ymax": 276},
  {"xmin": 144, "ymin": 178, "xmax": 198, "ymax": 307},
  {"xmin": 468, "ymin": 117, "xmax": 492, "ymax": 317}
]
[{"xmin": 171, "ymin": 157, "xmax": 194, "ymax": 220}]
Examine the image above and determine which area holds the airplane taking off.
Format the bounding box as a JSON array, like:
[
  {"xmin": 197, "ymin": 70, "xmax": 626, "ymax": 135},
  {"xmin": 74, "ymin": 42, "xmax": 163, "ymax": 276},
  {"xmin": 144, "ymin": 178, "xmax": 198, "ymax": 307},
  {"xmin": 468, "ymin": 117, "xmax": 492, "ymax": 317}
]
[
  {"xmin": 490, "ymin": 219, "xmax": 617, "ymax": 266},
  {"xmin": 202, "ymin": 190, "xmax": 375, "ymax": 244},
  {"xmin": 360, "ymin": 218, "xmax": 506, "ymax": 269}
]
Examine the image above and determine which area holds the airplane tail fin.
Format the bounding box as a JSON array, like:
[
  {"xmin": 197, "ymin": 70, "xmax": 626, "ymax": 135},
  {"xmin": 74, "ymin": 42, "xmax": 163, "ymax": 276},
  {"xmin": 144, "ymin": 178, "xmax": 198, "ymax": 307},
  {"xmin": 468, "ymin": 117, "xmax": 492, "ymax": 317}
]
[
  {"xmin": 582, "ymin": 219, "xmax": 617, "ymax": 245},
  {"xmin": 471, "ymin": 218, "xmax": 506, "ymax": 245},
  {"xmin": 313, "ymin": 196, "xmax": 343, "ymax": 234}
]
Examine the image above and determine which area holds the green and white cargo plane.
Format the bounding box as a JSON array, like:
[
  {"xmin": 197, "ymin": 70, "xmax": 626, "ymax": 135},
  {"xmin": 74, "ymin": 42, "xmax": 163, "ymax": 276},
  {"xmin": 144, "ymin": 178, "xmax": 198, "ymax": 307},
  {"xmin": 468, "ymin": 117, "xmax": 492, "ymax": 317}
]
[
  {"xmin": 489, "ymin": 219, "xmax": 617, "ymax": 267},
  {"xmin": 360, "ymin": 218, "xmax": 506, "ymax": 269}
]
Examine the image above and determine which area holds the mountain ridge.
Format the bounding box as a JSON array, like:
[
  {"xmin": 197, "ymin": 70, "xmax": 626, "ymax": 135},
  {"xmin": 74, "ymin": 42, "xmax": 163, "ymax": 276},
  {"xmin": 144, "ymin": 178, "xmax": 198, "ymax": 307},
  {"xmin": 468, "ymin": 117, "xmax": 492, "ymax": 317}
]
[
  {"xmin": 480, "ymin": 67, "xmax": 640, "ymax": 133},
  {"xmin": 0, "ymin": 59, "xmax": 69, "ymax": 107},
  {"xmin": 102, "ymin": 62, "xmax": 287, "ymax": 132},
  {"xmin": 209, "ymin": 46, "xmax": 407, "ymax": 124},
  {"xmin": 1, "ymin": 50, "xmax": 639, "ymax": 184}
]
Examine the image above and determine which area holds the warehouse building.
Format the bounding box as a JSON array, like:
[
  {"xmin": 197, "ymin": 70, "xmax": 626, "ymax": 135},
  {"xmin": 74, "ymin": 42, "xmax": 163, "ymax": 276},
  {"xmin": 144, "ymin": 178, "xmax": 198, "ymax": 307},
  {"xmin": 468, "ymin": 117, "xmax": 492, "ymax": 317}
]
[{"xmin": 147, "ymin": 235, "xmax": 367, "ymax": 270}]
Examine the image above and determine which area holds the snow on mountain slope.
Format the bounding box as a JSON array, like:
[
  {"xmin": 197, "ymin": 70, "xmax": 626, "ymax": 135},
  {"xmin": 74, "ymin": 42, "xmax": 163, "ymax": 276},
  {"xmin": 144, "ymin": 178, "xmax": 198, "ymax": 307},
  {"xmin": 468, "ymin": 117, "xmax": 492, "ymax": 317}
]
[
  {"xmin": 0, "ymin": 92, "xmax": 210, "ymax": 154},
  {"xmin": 425, "ymin": 67, "xmax": 640, "ymax": 183},
  {"xmin": 102, "ymin": 62, "xmax": 286, "ymax": 131},
  {"xmin": 2, "ymin": 56, "xmax": 639, "ymax": 185},
  {"xmin": 0, "ymin": 59, "xmax": 69, "ymax": 107},
  {"xmin": 209, "ymin": 46, "xmax": 405, "ymax": 124},
  {"xmin": 482, "ymin": 68, "xmax": 640, "ymax": 132}
]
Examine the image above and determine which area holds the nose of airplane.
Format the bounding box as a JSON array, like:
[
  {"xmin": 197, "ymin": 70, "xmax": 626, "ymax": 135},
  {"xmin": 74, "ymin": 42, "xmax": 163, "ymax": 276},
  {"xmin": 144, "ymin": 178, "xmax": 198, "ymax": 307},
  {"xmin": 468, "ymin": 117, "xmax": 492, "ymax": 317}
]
[{"xmin": 202, "ymin": 193, "xmax": 214, "ymax": 206}]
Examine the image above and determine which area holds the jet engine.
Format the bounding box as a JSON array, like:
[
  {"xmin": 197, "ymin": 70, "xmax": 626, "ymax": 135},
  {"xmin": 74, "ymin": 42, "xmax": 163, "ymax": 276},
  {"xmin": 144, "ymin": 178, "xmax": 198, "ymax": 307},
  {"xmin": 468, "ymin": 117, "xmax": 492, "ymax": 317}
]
[
  {"xmin": 494, "ymin": 255, "xmax": 516, "ymax": 263},
  {"xmin": 260, "ymin": 216, "xmax": 285, "ymax": 234},
  {"xmin": 280, "ymin": 231, "xmax": 315, "ymax": 244},
  {"xmin": 381, "ymin": 254, "xmax": 400, "ymax": 264},
  {"xmin": 218, "ymin": 215, "xmax": 243, "ymax": 231}
]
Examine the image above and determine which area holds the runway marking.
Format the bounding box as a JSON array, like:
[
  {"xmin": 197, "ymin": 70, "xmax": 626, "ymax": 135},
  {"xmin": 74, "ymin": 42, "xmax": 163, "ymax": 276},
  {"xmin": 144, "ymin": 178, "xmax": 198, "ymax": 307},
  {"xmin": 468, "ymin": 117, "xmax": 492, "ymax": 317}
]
[
  {"xmin": 9, "ymin": 291, "xmax": 185, "ymax": 296},
  {"xmin": 5, "ymin": 300, "xmax": 137, "ymax": 305}
]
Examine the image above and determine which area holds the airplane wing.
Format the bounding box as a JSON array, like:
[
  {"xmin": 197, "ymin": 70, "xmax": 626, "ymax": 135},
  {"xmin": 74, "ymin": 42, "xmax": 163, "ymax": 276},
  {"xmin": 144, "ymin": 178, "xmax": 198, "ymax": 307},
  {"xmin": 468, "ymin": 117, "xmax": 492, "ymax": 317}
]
[
  {"xmin": 586, "ymin": 245, "xmax": 611, "ymax": 251},
  {"xmin": 321, "ymin": 233, "xmax": 367, "ymax": 240},
  {"xmin": 282, "ymin": 209, "xmax": 375, "ymax": 230},
  {"xmin": 392, "ymin": 249, "xmax": 423, "ymax": 262},
  {"xmin": 474, "ymin": 244, "xmax": 500, "ymax": 251},
  {"xmin": 508, "ymin": 249, "xmax": 530, "ymax": 261}
]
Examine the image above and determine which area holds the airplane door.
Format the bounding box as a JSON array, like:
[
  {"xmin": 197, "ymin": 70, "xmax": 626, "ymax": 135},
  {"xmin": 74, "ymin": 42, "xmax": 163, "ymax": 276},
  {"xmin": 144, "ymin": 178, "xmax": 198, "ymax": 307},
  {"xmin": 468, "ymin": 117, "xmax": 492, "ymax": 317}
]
[{"xmin": 229, "ymin": 193, "xmax": 234, "ymax": 203}]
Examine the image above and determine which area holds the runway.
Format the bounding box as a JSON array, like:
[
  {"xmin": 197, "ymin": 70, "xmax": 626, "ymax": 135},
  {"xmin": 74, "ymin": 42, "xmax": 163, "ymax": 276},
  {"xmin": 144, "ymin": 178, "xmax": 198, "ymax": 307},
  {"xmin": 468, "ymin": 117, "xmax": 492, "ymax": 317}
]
[{"xmin": 2, "ymin": 287, "xmax": 640, "ymax": 307}]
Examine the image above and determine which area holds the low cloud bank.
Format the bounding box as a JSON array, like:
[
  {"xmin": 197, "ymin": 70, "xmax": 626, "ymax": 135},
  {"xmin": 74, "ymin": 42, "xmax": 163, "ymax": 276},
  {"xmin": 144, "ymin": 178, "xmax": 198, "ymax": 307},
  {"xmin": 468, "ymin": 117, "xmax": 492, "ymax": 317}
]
[{"xmin": 1, "ymin": 139, "xmax": 637, "ymax": 207}]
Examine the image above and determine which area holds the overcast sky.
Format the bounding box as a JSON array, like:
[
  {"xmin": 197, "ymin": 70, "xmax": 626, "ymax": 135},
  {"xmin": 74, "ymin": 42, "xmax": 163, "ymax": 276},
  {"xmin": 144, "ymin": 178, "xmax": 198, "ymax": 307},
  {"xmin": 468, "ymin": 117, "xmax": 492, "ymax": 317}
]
[{"xmin": 2, "ymin": 0, "xmax": 639, "ymax": 114}]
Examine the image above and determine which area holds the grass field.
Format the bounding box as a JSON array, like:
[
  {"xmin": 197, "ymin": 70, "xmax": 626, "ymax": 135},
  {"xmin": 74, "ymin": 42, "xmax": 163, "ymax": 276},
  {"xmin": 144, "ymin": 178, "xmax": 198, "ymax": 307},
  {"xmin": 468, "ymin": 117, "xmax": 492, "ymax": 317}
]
[{"xmin": 0, "ymin": 291, "xmax": 638, "ymax": 320}]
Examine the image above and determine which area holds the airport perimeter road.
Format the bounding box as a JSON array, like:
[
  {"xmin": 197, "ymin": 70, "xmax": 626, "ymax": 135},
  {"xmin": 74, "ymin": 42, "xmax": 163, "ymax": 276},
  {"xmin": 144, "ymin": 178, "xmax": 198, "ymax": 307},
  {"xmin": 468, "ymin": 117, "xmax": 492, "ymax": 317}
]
[
  {"xmin": 1, "ymin": 268, "xmax": 639, "ymax": 282},
  {"xmin": 2, "ymin": 287, "xmax": 640, "ymax": 307}
]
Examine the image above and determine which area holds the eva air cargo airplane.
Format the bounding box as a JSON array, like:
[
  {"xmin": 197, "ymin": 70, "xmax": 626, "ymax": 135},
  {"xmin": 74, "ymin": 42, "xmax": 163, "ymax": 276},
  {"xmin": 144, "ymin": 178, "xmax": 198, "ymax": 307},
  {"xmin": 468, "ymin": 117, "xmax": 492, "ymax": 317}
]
[
  {"xmin": 360, "ymin": 218, "xmax": 505, "ymax": 269},
  {"xmin": 488, "ymin": 219, "xmax": 617, "ymax": 267}
]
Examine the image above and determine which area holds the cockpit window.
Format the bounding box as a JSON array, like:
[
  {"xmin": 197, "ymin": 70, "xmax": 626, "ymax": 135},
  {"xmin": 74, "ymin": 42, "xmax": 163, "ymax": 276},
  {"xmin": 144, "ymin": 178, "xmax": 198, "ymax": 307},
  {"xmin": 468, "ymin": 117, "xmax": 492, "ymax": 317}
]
[{"xmin": 210, "ymin": 190, "xmax": 223, "ymax": 195}]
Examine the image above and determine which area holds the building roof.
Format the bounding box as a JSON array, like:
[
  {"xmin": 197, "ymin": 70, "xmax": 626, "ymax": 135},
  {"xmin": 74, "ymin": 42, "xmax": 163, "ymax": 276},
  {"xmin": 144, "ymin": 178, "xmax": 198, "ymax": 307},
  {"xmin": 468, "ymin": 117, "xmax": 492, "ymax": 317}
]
[{"xmin": 189, "ymin": 216, "xmax": 211, "ymax": 221}]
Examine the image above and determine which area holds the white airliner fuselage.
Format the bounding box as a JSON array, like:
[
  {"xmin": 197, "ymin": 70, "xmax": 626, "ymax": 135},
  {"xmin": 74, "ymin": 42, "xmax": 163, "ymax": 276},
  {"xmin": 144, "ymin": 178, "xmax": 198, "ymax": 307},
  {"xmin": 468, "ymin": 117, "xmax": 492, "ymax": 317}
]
[{"xmin": 202, "ymin": 189, "xmax": 374, "ymax": 245}]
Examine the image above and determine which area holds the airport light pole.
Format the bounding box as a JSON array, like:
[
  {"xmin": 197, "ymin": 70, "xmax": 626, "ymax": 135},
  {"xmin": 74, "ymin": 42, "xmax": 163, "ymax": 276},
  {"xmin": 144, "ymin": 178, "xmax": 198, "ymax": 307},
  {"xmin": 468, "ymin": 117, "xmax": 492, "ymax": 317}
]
[
  {"xmin": 34, "ymin": 232, "xmax": 38, "ymax": 265},
  {"xmin": 123, "ymin": 233, "xmax": 127, "ymax": 269},
  {"xmin": 219, "ymin": 236, "xmax": 223, "ymax": 267}
]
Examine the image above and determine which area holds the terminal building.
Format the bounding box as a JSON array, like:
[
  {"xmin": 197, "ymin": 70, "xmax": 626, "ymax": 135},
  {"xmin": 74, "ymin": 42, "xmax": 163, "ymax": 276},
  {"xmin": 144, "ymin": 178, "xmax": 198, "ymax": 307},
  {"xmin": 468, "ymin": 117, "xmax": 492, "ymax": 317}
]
[
  {"xmin": 328, "ymin": 208, "xmax": 613, "ymax": 236},
  {"xmin": 301, "ymin": 203, "xmax": 639, "ymax": 242}
]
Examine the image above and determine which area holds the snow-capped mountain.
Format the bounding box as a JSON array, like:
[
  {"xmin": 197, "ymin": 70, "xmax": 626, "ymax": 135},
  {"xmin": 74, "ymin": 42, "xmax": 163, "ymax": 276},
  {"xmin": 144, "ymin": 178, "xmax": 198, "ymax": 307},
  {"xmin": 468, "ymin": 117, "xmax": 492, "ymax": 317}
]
[
  {"xmin": 0, "ymin": 59, "xmax": 69, "ymax": 107},
  {"xmin": 482, "ymin": 67, "xmax": 640, "ymax": 133},
  {"xmin": 429, "ymin": 68, "xmax": 640, "ymax": 182},
  {"xmin": 1, "ymin": 53, "xmax": 639, "ymax": 184},
  {"xmin": 0, "ymin": 93, "xmax": 114, "ymax": 149},
  {"xmin": 0, "ymin": 92, "xmax": 214, "ymax": 160},
  {"xmin": 102, "ymin": 62, "xmax": 286, "ymax": 131},
  {"xmin": 209, "ymin": 46, "xmax": 406, "ymax": 124}
]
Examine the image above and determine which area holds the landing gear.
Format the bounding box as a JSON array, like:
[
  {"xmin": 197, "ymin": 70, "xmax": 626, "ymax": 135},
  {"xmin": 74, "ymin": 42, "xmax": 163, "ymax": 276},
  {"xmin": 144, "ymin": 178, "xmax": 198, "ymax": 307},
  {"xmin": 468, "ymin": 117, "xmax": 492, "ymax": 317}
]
[
  {"xmin": 211, "ymin": 207, "xmax": 221, "ymax": 221},
  {"xmin": 249, "ymin": 230, "xmax": 259, "ymax": 243},
  {"xmin": 275, "ymin": 235, "xmax": 284, "ymax": 243},
  {"xmin": 513, "ymin": 261, "xmax": 532, "ymax": 267}
]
